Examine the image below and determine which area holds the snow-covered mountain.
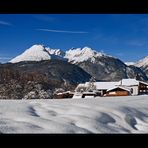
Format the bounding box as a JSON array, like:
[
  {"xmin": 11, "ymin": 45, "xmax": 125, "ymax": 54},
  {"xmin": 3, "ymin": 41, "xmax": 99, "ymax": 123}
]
[
  {"xmin": 135, "ymin": 56, "xmax": 148, "ymax": 77},
  {"xmin": 46, "ymin": 48, "xmax": 65, "ymax": 57},
  {"xmin": 9, "ymin": 44, "xmax": 148, "ymax": 81},
  {"xmin": 135, "ymin": 56, "xmax": 148, "ymax": 68},
  {"xmin": 10, "ymin": 45, "xmax": 64, "ymax": 63},
  {"xmin": 10, "ymin": 46, "xmax": 108, "ymax": 64},
  {"xmin": 125, "ymin": 62, "xmax": 135, "ymax": 66},
  {"xmin": 64, "ymin": 47, "xmax": 108, "ymax": 64},
  {"xmin": 64, "ymin": 47, "xmax": 147, "ymax": 81}
]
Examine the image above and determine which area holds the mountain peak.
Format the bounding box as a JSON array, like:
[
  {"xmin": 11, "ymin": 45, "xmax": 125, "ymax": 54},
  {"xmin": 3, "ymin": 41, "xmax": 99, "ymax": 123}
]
[
  {"xmin": 64, "ymin": 47, "xmax": 106, "ymax": 64},
  {"xmin": 25, "ymin": 44, "xmax": 48, "ymax": 53},
  {"xmin": 10, "ymin": 44, "xmax": 52, "ymax": 63},
  {"xmin": 29, "ymin": 44, "xmax": 44, "ymax": 49},
  {"xmin": 10, "ymin": 44, "xmax": 66, "ymax": 63},
  {"xmin": 46, "ymin": 48, "xmax": 65, "ymax": 57},
  {"xmin": 82, "ymin": 46, "xmax": 93, "ymax": 51}
]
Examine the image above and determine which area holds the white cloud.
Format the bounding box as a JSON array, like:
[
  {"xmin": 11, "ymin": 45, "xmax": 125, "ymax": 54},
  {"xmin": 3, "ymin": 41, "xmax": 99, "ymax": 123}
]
[
  {"xmin": 0, "ymin": 21, "xmax": 12, "ymax": 26},
  {"xmin": 0, "ymin": 57, "xmax": 12, "ymax": 60},
  {"xmin": 37, "ymin": 28, "xmax": 88, "ymax": 34},
  {"xmin": 126, "ymin": 40, "xmax": 146, "ymax": 47},
  {"xmin": 0, "ymin": 57, "xmax": 12, "ymax": 63}
]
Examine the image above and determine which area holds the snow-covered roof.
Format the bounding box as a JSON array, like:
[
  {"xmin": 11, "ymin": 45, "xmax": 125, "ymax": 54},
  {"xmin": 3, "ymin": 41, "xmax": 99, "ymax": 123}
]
[
  {"xmin": 77, "ymin": 79, "xmax": 148, "ymax": 91},
  {"xmin": 106, "ymin": 86, "xmax": 131, "ymax": 92},
  {"xmin": 83, "ymin": 92, "xmax": 96, "ymax": 95},
  {"xmin": 57, "ymin": 91, "xmax": 74, "ymax": 95},
  {"xmin": 77, "ymin": 83, "xmax": 89, "ymax": 88},
  {"xmin": 139, "ymin": 81, "xmax": 148, "ymax": 86},
  {"xmin": 95, "ymin": 82, "xmax": 119, "ymax": 90},
  {"xmin": 118, "ymin": 79, "xmax": 139, "ymax": 86}
]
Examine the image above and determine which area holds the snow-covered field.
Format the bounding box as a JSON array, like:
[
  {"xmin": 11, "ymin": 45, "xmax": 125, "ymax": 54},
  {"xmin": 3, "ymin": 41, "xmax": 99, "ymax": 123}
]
[{"xmin": 0, "ymin": 96, "xmax": 148, "ymax": 133}]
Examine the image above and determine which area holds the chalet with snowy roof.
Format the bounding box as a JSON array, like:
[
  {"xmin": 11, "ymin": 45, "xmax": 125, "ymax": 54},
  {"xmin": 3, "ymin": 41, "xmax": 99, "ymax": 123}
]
[
  {"xmin": 94, "ymin": 81, "xmax": 119, "ymax": 96},
  {"xmin": 105, "ymin": 86, "xmax": 131, "ymax": 96},
  {"xmin": 75, "ymin": 78, "xmax": 148, "ymax": 97},
  {"xmin": 118, "ymin": 79, "xmax": 148, "ymax": 95}
]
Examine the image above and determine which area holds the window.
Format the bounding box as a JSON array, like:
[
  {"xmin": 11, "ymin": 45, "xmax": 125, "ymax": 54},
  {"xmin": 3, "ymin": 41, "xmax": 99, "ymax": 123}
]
[{"xmin": 131, "ymin": 88, "xmax": 133, "ymax": 93}]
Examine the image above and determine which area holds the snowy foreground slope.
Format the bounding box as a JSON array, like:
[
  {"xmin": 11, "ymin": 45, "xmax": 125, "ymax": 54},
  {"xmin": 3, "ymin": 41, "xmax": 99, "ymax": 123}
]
[{"xmin": 0, "ymin": 96, "xmax": 148, "ymax": 133}]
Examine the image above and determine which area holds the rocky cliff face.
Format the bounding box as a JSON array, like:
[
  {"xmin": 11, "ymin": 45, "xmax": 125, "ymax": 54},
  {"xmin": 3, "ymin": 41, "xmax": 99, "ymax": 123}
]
[
  {"xmin": 76, "ymin": 56, "xmax": 127, "ymax": 81},
  {"xmin": 126, "ymin": 65, "xmax": 148, "ymax": 81},
  {"xmin": 141, "ymin": 66, "xmax": 148, "ymax": 78},
  {"xmin": 0, "ymin": 60, "xmax": 91, "ymax": 99},
  {"xmin": 64, "ymin": 47, "xmax": 148, "ymax": 81}
]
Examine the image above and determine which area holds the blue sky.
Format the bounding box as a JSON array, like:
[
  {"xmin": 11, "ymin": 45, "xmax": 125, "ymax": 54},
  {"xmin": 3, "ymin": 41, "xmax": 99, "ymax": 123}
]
[{"xmin": 0, "ymin": 14, "xmax": 148, "ymax": 63}]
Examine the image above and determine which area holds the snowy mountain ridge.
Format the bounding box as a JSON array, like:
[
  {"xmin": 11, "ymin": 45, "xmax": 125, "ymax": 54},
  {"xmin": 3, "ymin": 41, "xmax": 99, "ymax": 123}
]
[
  {"xmin": 10, "ymin": 45, "xmax": 112, "ymax": 64},
  {"xmin": 46, "ymin": 48, "xmax": 65, "ymax": 57},
  {"xmin": 135, "ymin": 56, "xmax": 148, "ymax": 68},
  {"xmin": 64, "ymin": 47, "xmax": 108, "ymax": 64},
  {"xmin": 9, "ymin": 44, "xmax": 148, "ymax": 67},
  {"xmin": 134, "ymin": 56, "xmax": 148, "ymax": 78}
]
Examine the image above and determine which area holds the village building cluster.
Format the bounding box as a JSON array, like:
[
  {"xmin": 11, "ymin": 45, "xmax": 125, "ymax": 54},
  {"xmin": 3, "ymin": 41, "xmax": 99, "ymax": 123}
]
[{"xmin": 54, "ymin": 78, "xmax": 148, "ymax": 99}]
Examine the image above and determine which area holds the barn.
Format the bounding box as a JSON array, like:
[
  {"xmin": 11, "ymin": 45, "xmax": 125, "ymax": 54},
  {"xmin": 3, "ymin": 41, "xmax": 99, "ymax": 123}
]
[
  {"xmin": 95, "ymin": 82, "xmax": 119, "ymax": 96},
  {"xmin": 105, "ymin": 86, "xmax": 131, "ymax": 96}
]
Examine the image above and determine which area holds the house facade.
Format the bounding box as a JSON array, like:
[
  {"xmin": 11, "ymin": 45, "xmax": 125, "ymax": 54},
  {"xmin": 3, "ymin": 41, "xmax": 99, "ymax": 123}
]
[{"xmin": 138, "ymin": 81, "xmax": 148, "ymax": 94}]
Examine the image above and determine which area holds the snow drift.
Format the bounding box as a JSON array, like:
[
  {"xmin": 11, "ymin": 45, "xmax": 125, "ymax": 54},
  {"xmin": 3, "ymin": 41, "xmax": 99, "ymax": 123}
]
[{"xmin": 0, "ymin": 96, "xmax": 148, "ymax": 133}]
